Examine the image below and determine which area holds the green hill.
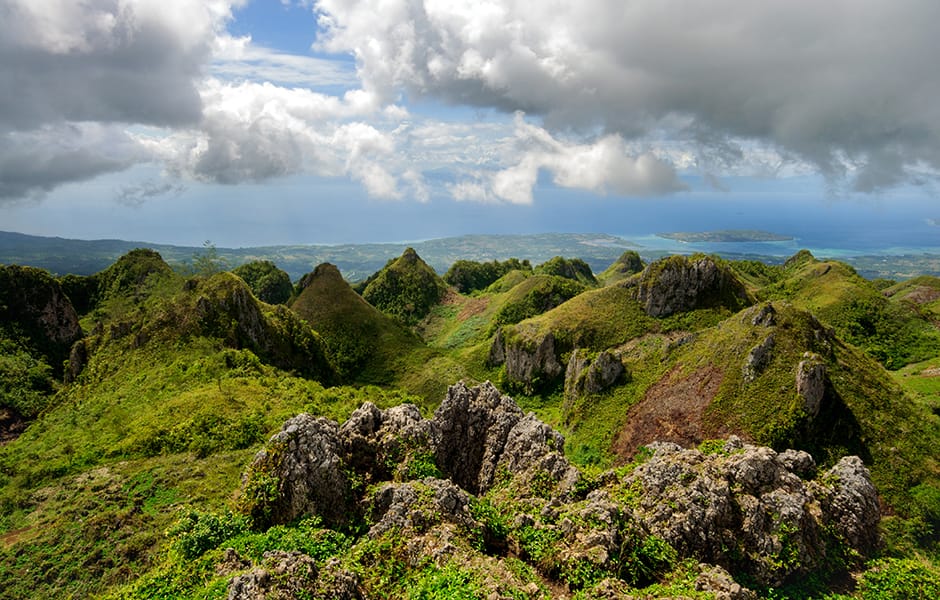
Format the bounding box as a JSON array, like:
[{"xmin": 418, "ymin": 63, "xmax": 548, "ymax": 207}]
[
  {"xmin": 1, "ymin": 249, "xmax": 940, "ymax": 598},
  {"xmin": 361, "ymin": 248, "xmax": 447, "ymax": 325}
]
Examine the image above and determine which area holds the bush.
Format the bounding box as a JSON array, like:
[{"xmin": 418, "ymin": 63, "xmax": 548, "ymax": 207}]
[
  {"xmin": 858, "ymin": 558, "xmax": 940, "ymax": 600},
  {"xmin": 166, "ymin": 510, "xmax": 250, "ymax": 560}
]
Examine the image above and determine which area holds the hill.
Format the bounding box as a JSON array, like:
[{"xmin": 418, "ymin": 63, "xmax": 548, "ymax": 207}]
[{"xmin": 1, "ymin": 249, "xmax": 940, "ymax": 598}]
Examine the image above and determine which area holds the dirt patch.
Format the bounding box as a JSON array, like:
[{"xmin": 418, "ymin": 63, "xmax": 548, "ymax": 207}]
[
  {"xmin": 0, "ymin": 526, "xmax": 33, "ymax": 549},
  {"xmin": 458, "ymin": 296, "xmax": 489, "ymax": 320},
  {"xmin": 611, "ymin": 365, "xmax": 735, "ymax": 462},
  {"xmin": 920, "ymin": 367, "xmax": 940, "ymax": 377},
  {"xmin": 904, "ymin": 286, "xmax": 940, "ymax": 306},
  {"xmin": 0, "ymin": 407, "xmax": 28, "ymax": 445}
]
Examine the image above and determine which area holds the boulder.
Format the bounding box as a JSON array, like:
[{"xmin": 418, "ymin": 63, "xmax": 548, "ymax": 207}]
[
  {"xmin": 565, "ymin": 349, "xmax": 625, "ymax": 401},
  {"xmin": 630, "ymin": 255, "xmax": 750, "ymax": 318}
]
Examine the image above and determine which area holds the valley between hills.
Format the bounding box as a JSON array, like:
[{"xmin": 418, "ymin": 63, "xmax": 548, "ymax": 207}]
[{"xmin": 1, "ymin": 243, "xmax": 940, "ymax": 598}]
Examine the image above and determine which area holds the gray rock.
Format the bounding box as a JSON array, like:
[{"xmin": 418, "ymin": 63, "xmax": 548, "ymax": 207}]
[
  {"xmin": 367, "ymin": 478, "xmax": 476, "ymax": 539},
  {"xmin": 240, "ymin": 414, "xmax": 351, "ymax": 527},
  {"xmin": 502, "ymin": 332, "xmax": 565, "ymax": 392},
  {"xmin": 695, "ymin": 563, "xmax": 757, "ymax": 600},
  {"xmin": 622, "ymin": 439, "xmax": 880, "ymax": 586},
  {"xmin": 812, "ymin": 456, "xmax": 881, "ymax": 552},
  {"xmin": 742, "ymin": 334, "xmax": 775, "ymax": 382},
  {"xmin": 751, "ymin": 303, "xmax": 777, "ymax": 327},
  {"xmin": 227, "ymin": 551, "xmax": 318, "ymax": 600},
  {"xmin": 632, "ymin": 255, "xmax": 750, "ymax": 318},
  {"xmin": 565, "ymin": 349, "xmax": 625, "ymax": 402},
  {"xmin": 430, "ymin": 381, "xmax": 525, "ymax": 493},
  {"xmin": 796, "ymin": 355, "xmax": 827, "ymax": 417}
]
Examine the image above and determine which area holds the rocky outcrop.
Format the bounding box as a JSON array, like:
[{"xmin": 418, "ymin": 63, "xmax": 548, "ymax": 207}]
[
  {"xmin": 0, "ymin": 265, "xmax": 83, "ymax": 375},
  {"xmin": 238, "ymin": 382, "xmax": 880, "ymax": 592},
  {"xmin": 227, "ymin": 550, "xmax": 361, "ymax": 600},
  {"xmin": 490, "ymin": 330, "xmax": 565, "ymax": 392},
  {"xmin": 628, "ymin": 255, "xmax": 750, "ymax": 318},
  {"xmin": 565, "ymin": 349, "xmax": 625, "ymax": 402},
  {"xmin": 239, "ymin": 382, "xmax": 577, "ymax": 525},
  {"xmin": 742, "ymin": 334, "xmax": 775, "ymax": 382},
  {"xmin": 797, "ymin": 353, "xmax": 827, "ymax": 417},
  {"xmin": 238, "ymin": 414, "xmax": 352, "ymax": 528},
  {"xmin": 622, "ymin": 438, "xmax": 880, "ymax": 586}
]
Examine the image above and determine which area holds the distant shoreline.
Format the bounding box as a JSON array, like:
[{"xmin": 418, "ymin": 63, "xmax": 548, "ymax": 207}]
[{"xmin": 656, "ymin": 230, "xmax": 793, "ymax": 243}]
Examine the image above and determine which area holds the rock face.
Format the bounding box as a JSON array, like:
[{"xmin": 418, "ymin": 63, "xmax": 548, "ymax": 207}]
[
  {"xmin": 238, "ymin": 382, "xmax": 880, "ymax": 592},
  {"xmin": 238, "ymin": 414, "xmax": 352, "ymax": 528},
  {"xmin": 0, "ymin": 265, "xmax": 83, "ymax": 374},
  {"xmin": 240, "ymin": 381, "xmax": 577, "ymax": 525},
  {"xmin": 797, "ymin": 354, "xmax": 828, "ymax": 417},
  {"xmin": 565, "ymin": 349, "xmax": 625, "ymax": 401},
  {"xmin": 489, "ymin": 329, "xmax": 565, "ymax": 392},
  {"xmin": 629, "ymin": 255, "xmax": 750, "ymax": 318},
  {"xmin": 742, "ymin": 334, "xmax": 775, "ymax": 382},
  {"xmin": 622, "ymin": 438, "xmax": 880, "ymax": 586},
  {"xmin": 227, "ymin": 550, "xmax": 361, "ymax": 600}
]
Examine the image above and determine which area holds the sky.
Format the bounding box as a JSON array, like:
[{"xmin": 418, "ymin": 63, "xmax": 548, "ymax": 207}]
[{"xmin": 1, "ymin": 0, "xmax": 939, "ymax": 247}]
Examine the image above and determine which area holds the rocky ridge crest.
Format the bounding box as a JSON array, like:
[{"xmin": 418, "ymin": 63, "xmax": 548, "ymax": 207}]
[{"xmin": 233, "ymin": 382, "xmax": 880, "ymax": 598}]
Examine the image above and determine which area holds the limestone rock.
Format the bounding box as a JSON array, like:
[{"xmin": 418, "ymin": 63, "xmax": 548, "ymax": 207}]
[
  {"xmin": 227, "ymin": 551, "xmax": 318, "ymax": 600},
  {"xmin": 796, "ymin": 355, "xmax": 827, "ymax": 417},
  {"xmin": 630, "ymin": 255, "xmax": 750, "ymax": 318},
  {"xmin": 239, "ymin": 414, "xmax": 351, "ymax": 528},
  {"xmin": 502, "ymin": 331, "xmax": 565, "ymax": 392},
  {"xmin": 622, "ymin": 440, "xmax": 880, "ymax": 586},
  {"xmin": 742, "ymin": 334, "xmax": 775, "ymax": 382},
  {"xmin": 695, "ymin": 563, "xmax": 757, "ymax": 600},
  {"xmin": 565, "ymin": 349, "xmax": 625, "ymax": 401},
  {"xmin": 430, "ymin": 381, "xmax": 526, "ymax": 494}
]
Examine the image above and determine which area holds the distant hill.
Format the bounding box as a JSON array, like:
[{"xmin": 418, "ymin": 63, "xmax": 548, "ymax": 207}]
[{"xmin": 4, "ymin": 230, "xmax": 940, "ymax": 281}]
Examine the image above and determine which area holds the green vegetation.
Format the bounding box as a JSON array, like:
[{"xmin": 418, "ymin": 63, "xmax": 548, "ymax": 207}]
[
  {"xmin": 598, "ymin": 250, "xmax": 645, "ymax": 285},
  {"xmin": 443, "ymin": 257, "xmax": 532, "ymax": 294},
  {"xmin": 362, "ymin": 248, "xmax": 448, "ymax": 325},
  {"xmin": 535, "ymin": 255, "xmax": 598, "ymax": 285},
  {"xmin": 231, "ymin": 260, "xmax": 292, "ymax": 304},
  {"xmin": 2, "ymin": 246, "xmax": 940, "ymax": 598}
]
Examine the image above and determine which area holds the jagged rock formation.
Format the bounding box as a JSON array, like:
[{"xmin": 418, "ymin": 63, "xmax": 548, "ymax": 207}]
[
  {"xmin": 627, "ymin": 255, "xmax": 751, "ymax": 317},
  {"xmin": 227, "ymin": 550, "xmax": 361, "ymax": 600},
  {"xmin": 237, "ymin": 382, "xmax": 881, "ymax": 592},
  {"xmin": 624, "ymin": 438, "xmax": 879, "ymax": 586},
  {"xmin": 240, "ymin": 382, "xmax": 577, "ymax": 527},
  {"xmin": 796, "ymin": 354, "xmax": 827, "ymax": 417},
  {"xmin": 565, "ymin": 349, "xmax": 625, "ymax": 402},
  {"xmin": 0, "ymin": 264, "xmax": 83, "ymax": 375},
  {"xmin": 489, "ymin": 329, "xmax": 565, "ymax": 394}
]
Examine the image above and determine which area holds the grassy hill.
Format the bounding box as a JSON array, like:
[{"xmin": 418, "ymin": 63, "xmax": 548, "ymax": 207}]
[{"xmin": 1, "ymin": 248, "xmax": 940, "ymax": 598}]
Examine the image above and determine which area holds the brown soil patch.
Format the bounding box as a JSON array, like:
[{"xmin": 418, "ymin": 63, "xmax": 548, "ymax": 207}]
[
  {"xmin": 458, "ymin": 296, "xmax": 489, "ymax": 320},
  {"xmin": 611, "ymin": 365, "xmax": 732, "ymax": 462},
  {"xmin": 920, "ymin": 367, "xmax": 940, "ymax": 377},
  {"xmin": 0, "ymin": 527, "xmax": 33, "ymax": 549},
  {"xmin": 904, "ymin": 286, "xmax": 940, "ymax": 306}
]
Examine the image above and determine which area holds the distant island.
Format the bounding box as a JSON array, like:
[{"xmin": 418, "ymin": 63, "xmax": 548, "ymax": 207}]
[{"xmin": 657, "ymin": 229, "xmax": 793, "ymax": 243}]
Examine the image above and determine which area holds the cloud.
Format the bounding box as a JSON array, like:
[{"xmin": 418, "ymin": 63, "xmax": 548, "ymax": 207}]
[
  {"xmin": 0, "ymin": 124, "xmax": 147, "ymax": 199},
  {"xmin": 211, "ymin": 35, "xmax": 357, "ymax": 88},
  {"xmin": 315, "ymin": 0, "xmax": 940, "ymax": 191},
  {"xmin": 0, "ymin": 0, "xmax": 241, "ymax": 132},
  {"xmin": 449, "ymin": 116, "xmax": 684, "ymax": 205},
  {"xmin": 115, "ymin": 178, "xmax": 185, "ymax": 206},
  {"xmin": 0, "ymin": 0, "xmax": 243, "ymax": 202}
]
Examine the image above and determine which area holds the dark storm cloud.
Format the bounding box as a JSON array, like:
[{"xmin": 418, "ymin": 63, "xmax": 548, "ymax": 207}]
[{"xmin": 317, "ymin": 0, "xmax": 940, "ymax": 191}]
